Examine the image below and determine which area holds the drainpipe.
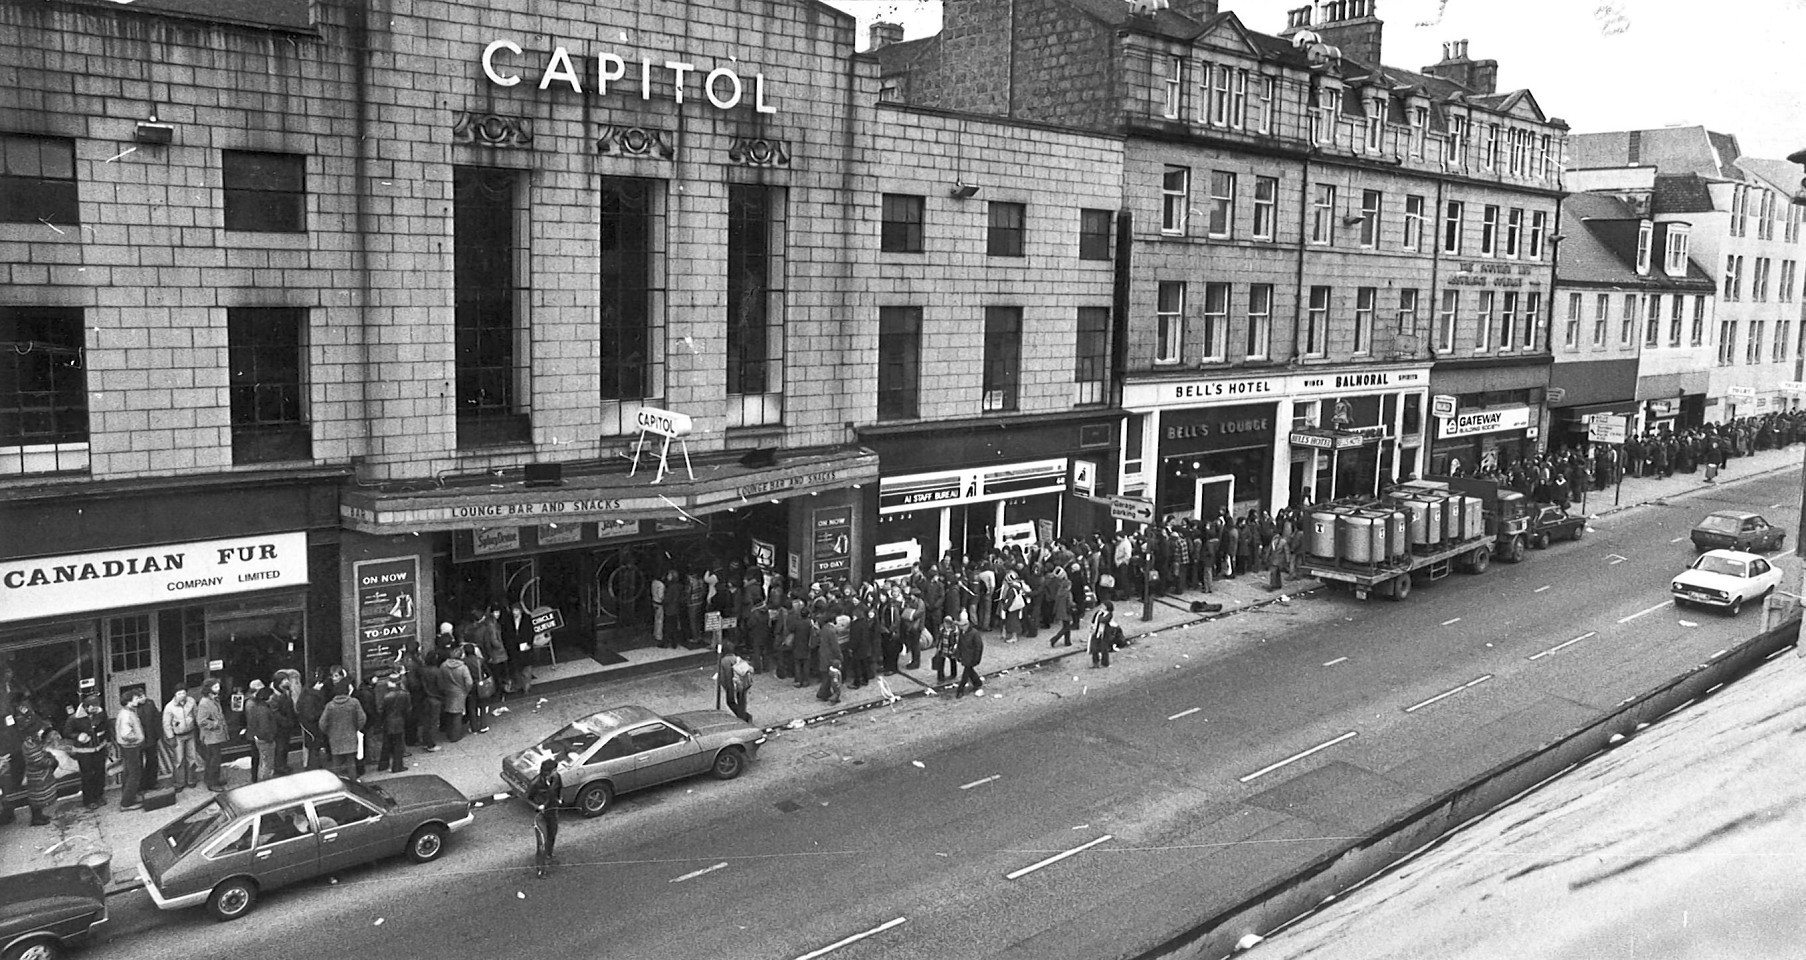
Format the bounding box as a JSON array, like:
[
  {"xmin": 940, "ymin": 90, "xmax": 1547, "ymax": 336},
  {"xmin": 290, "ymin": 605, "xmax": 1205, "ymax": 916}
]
[{"xmin": 347, "ymin": 0, "xmax": 375, "ymax": 469}]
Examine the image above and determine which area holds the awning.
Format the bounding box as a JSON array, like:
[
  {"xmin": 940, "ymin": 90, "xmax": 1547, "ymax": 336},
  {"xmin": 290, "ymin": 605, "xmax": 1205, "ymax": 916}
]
[
  {"xmin": 340, "ymin": 445, "xmax": 879, "ymax": 535},
  {"xmin": 1555, "ymin": 400, "xmax": 1638, "ymax": 419}
]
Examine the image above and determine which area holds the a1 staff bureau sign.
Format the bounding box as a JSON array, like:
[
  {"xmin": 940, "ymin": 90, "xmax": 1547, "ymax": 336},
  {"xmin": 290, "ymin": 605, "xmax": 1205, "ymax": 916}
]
[{"xmin": 0, "ymin": 532, "xmax": 310, "ymax": 624}]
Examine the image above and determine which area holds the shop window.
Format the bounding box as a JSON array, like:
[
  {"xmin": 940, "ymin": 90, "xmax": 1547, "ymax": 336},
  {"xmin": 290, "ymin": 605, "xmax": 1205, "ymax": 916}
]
[
  {"xmin": 981, "ymin": 306, "xmax": 1022, "ymax": 412},
  {"xmin": 726, "ymin": 183, "xmax": 785, "ymax": 428},
  {"xmin": 1123, "ymin": 413, "xmax": 1145, "ymax": 478},
  {"xmin": 107, "ymin": 615, "xmax": 153, "ymax": 672},
  {"xmin": 1, "ymin": 133, "xmax": 79, "ymax": 225},
  {"xmin": 597, "ymin": 177, "xmax": 665, "ymax": 435},
  {"xmin": 206, "ymin": 596, "xmax": 307, "ymax": 697},
  {"xmin": 228, "ymin": 307, "xmax": 311, "ymax": 464},
  {"xmin": 1, "ymin": 627, "xmax": 99, "ymax": 723},
  {"xmin": 1074, "ymin": 306, "xmax": 1109, "ymax": 405},
  {"xmin": 880, "ymin": 194, "xmax": 925, "ymax": 253},
  {"xmin": 987, "ymin": 201, "xmax": 1026, "ymax": 257},
  {"xmin": 877, "ymin": 306, "xmax": 921, "ymax": 420},
  {"xmin": 0, "ymin": 305, "xmax": 89, "ymax": 475},
  {"xmin": 454, "ymin": 166, "xmax": 529, "ymax": 447},
  {"xmin": 1078, "ymin": 209, "xmax": 1112, "ymax": 260},
  {"xmin": 222, "ymin": 150, "xmax": 305, "ymax": 233},
  {"xmin": 1402, "ymin": 393, "xmax": 1422, "ymax": 440}
]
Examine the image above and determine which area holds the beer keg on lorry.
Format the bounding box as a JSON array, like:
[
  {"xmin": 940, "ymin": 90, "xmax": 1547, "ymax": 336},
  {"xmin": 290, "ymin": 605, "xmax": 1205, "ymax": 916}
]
[
  {"xmin": 1309, "ymin": 506, "xmax": 1342, "ymax": 559},
  {"xmin": 1337, "ymin": 511, "xmax": 1381, "ymax": 563}
]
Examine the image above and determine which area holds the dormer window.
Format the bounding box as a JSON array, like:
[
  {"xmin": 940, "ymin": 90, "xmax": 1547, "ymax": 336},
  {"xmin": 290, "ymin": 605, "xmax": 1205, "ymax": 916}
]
[
  {"xmin": 1446, "ymin": 114, "xmax": 1470, "ymax": 168},
  {"xmin": 1363, "ymin": 95, "xmax": 1384, "ymax": 152},
  {"xmin": 1313, "ymin": 86, "xmax": 1341, "ymax": 144},
  {"xmin": 1408, "ymin": 105, "xmax": 1428, "ymax": 158},
  {"xmin": 1635, "ymin": 221, "xmax": 1653, "ymax": 275},
  {"xmin": 1665, "ymin": 225, "xmax": 1690, "ymax": 277}
]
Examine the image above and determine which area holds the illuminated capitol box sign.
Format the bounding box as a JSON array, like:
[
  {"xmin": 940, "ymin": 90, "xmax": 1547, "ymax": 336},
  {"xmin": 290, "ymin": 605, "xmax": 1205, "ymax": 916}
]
[
  {"xmin": 481, "ymin": 40, "xmax": 780, "ymax": 113},
  {"xmin": 0, "ymin": 532, "xmax": 310, "ymax": 624}
]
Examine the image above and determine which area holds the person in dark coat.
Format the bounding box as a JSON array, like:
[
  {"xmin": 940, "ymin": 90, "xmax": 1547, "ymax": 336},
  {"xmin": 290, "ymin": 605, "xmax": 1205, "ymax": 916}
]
[
  {"xmin": 133, "ymin": 689, "xmax": 163, "ymax": 789},
  {"xmin": 62, "ymin": 695, "xmax": 111, "ymax": 810},
  {"xmin": 815, "ymin": 614, "xmax": 846, "ymax": 704},
  {"xmin": 416, "ymin": 653, "xmax": 447, "ymax": 752},
  {"xmin": 1046, "ymin": 567, "xmax": 1074, "ymax": 648},
  {"xmin": 845, "ymin": 604, "xmax": 876, "ymax": 689},
  {"xmin": 353, "ymin": 675, "xmax": 384, "ymax": 778},
  {"xmin": 498, "ymin": 600, "xmax": 530, "ymax": 695},
  {"xmin": 378, "ymin": 679, "xmax": 411, "ymax": 773},
  {"xmin": 296, "ymin": 671, "xmax": 329, "ymax": 772},
  {"xmin": 529, "ymin": 758, "xmax": 563, "ymax": 879},
  {"xmin": 244, "ymin": 687, "xmax": 278, "ymax": 783},
  {"xmin": 954, "ymin": 613, "xmax": 985, "ymax": 698}
]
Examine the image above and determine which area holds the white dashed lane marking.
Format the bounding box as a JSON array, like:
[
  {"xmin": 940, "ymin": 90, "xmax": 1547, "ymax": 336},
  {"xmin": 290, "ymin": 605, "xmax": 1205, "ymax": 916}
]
[
  {"xmin": 1239, "ymin": 732, "xmax": 1358, "ymax": 783},
  {"xmin": 1005, "ymin": 835, "xmax": 1115, "ymax": 881},
  {"xmin": 1404, "ymin": 675, "xmax": 1493, "ymax": 713},
  {"xmin": 669, "ymin": 862, "xmax": 728, "ymax": 884},
  {"xmin": 1442, "ymin": 617, "xmax": 1461, "ymax": 626},
  {"xmin": 1529, "ymin": 632, "xmax": 1595, "ymax": 661},
  {"xmin": 793, "ymin": 918, "xmax": 910, "ymax": 960},
  {"xmin": 1534, "ymin": 585, "xmax": 1550, "ymax": 593},
  {"xmin": 1618, "ymin": 600, "xmax": 1673, "ymax": 624},
  {"xmin": 1167, "ymin": 707, "xmax": 1202, "ymax": 721},
  {"xmin": 1323, "ymin": 656, "xmax": 1349, "ymax": 667},
  {"xmin": 1670, "ymin": 536, "xmax": 1687, "ymax": 543},
  {"xmin": 959, "ymin": 775, "xmax": 1001, "ymax": 791}
]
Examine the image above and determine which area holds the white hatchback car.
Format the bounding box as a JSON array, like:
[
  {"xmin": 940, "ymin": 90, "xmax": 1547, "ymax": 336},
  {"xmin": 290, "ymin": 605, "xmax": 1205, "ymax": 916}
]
[{"xmin": 1671, "ymin": 549, "xmax": 1785, "ymax": 616}]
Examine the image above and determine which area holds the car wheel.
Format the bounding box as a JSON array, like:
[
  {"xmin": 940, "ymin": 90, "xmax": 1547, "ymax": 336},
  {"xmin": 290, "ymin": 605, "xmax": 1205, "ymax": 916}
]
[
  {"xmin": 1729, "ymin": 596, "xmax": 1744, "ymax": 617},
  {"xmin": 1532, "ymin": 533, "xmax": 1549, "ymax": 550},
  {"xmin": 5, "ymin": 938, "xmax": 65, "ymax": 960},
  {"xmin": 576, "ymin": 780, "xmax": 615, "ymax": 818},
  {"xmin": 407, "ymin": 824, "xmax": 448, "ymax": 863},
  {"xmin": 1467, "ymin": 546, "xmax": 1491, "ymax": 574},
  {"xmin": 1573, "ymin": 525, "xmax": 1585, "ymax": 541},
  {"xmin": 208, "ymin": 877, "xmax": 259, "ymax": 922},
  {"xmin": 1776, "ymin": 534, "xmax": 1787, "ymax": 551},
  {"xmin": 711, "ymin": 746, "xmax": 747, "ymax": 780}
]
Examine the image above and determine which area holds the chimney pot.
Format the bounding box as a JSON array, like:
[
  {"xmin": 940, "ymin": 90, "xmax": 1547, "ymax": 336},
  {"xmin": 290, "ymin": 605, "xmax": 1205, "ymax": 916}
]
[{"xmin": 869, "ymin": 21, "xmax": 905, "ymax": 50}]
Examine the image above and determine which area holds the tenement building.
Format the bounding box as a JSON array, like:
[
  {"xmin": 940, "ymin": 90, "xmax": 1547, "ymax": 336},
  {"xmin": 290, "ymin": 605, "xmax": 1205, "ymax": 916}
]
[
  {"xmin": 1547, "ymin": 192, "xmax": 1717, "ymax": 445},
  {"xmin": 878, "ymin": 0, "xmax": 1568, "ymax": 508},
  {"xmin": 0, "ymin": 0, "xmax": 934, "ymax": 719},
  {"xmin": 1567, "ymin": 126, "xmax": 1806, "ymax": 424}
]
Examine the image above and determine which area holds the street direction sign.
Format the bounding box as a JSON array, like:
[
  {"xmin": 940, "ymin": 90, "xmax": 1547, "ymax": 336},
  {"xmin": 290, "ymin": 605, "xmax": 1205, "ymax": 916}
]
[
  {"xmin": 1587, "ymin": 414, "xmax": 1628, "ymax": 445},
  {"xmin": 1107, "ymin": 495, "xmax": 1155, "ymax": 524}
]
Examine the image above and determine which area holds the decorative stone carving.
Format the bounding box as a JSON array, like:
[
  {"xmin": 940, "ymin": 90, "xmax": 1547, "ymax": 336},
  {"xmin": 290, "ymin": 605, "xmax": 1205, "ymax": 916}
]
[
  {"xmin": 728, "ymin": 137, "xmax": 791, "ymax": 167},
  {"xmin": 451, "ymin": 112, "xmax": 534, "ymax": 147},
  {"xmin": 596, "ymin": 126, "xmax": 676, "ymax": 159}
]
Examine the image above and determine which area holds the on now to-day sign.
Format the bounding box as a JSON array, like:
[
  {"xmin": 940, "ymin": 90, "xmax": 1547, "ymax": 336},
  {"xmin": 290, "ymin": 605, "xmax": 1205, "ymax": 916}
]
[
  {"xmin": 1, "ymin": 532, "xmax": 310, "ymax": 624},
  {"xmin": 355, "ymin": 557, "xmax": 418, "ymax": 678}
]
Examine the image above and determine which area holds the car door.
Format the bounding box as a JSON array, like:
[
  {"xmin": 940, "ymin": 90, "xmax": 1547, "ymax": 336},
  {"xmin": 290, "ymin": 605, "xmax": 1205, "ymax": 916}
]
[
  {"xmin": 1750, "ymin": 558, "xmax": 1781, "ymax": 598},
  {"xmin": 312, "ymin": 793, "xmax": 392, "ymax": 876},
  {"xmin": 190, "ymin": 817, "xmax": 258, "ymax": 898},
  {"xmin": 1755, "ymin": 517, "xmax": 1781, "ymax": 550},
  {"xmin": 625, "ymin": 722, "xmax": 704, "ymax": 789},
  {"xmin": 573, "ymin": 731, "xmax": 635, "ymax": 797},
  {"xmin": 1738, "ymin": 518, "xmax": 1762, "ymax": 550},
  {"xmin": 248, "ymin": 804, "xmax": 321, "ymax": 892}
]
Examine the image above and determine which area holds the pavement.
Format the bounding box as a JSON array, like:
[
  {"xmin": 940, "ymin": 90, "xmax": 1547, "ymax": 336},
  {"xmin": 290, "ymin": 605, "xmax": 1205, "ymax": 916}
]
[{"xmin": 4, "ymin": 441, "xmax": 1800, "ymax": 898}]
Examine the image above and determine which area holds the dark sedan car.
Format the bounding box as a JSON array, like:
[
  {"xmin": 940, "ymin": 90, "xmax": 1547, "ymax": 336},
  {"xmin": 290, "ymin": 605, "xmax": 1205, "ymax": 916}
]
[
  {"xmin": 140, "ymin": 770, "xmax": 473, "ymax": 922},
  {"xmin": 0, "ymin": 863, "xmax": 107, "ymax": 960},
  {"xmin": 502, "ymin": 705, "xmax": 767, "ymax": 817},
  {"xmin": 1530, "ymin": 504, "xmax": 1586, "ymax": 548},
  {"xmin": 1691, "ymin": 510, "xmax": 1785, "ymax": 554}
]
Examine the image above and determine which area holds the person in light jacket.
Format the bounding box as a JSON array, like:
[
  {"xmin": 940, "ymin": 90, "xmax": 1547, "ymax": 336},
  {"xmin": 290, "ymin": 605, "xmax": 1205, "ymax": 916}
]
[
  {"xmin": 161, "ymin": 686, "xmax": 198, "ymax": 791},
  {"xmin": 115, "ymin": 689, "xmax": 148, "ymax": 809}
]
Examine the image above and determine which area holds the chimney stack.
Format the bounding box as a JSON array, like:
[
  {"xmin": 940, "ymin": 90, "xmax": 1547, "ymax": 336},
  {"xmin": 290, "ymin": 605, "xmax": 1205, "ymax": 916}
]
[
  {"xmin": 869, "ymin": 21, "xmax": 905, "ymax": 50},
  {"xmin": 1421, "ymin": 39, "xmax": 1499, "ymax": 95},
  {"xmin": 1169, "ymin": 0, "xmax": 1221, "ymax": 20},
  {"xmin": 1298, "ymin": 0, "xmax": 1383, "ymax": 65}
]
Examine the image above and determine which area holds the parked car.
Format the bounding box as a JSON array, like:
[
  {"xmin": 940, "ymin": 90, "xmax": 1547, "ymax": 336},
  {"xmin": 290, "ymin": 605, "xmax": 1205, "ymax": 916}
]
[
  {"xmin": 1671, "ymin": 549, "xmax": 1785, "ymax": 616},
  {"xmin": 0, "ymin": 864, "xmax": 107, "ymax": 960},
  {"xmin": 1690, "ymin": 510, "xmax": 1786, "ymax": 554},
  {"xmin": 502, "ymin": 705, "xmax": 766, "ymax": 818},
  {"xmin": 139, "ymin": 770, "xmax": 473, "ymax": 922},
  {"xmin": 1530, "ymin": 503, "xmax": 1586, "ymax": 548}
]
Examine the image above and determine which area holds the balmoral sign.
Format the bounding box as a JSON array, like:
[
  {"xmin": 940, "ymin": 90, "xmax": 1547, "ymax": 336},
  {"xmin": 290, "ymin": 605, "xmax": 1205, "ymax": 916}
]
[
  {"xmin": 1124, "ymin": 367, "xmax": 1431, "ymax": 410},
  {"xmin": 1, "ymin": 533, "xmax": 310, "ymax": 624},
  {"xmin": 480, "ymin": 40, "xmax": 779, "ymax": 113}
]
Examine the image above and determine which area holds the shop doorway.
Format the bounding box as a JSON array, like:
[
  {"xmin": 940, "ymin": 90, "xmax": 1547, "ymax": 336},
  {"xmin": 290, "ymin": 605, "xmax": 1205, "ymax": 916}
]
[
  {"xmin": 589, "ymin": 545, "xmax": 653, "ymax": 655},
  {"xmin": 104, "ymin": 614, "xmax": 159, "ymax": 713},
  {"xmin": 1193, "ymin": 475, "xmax": 1235, "ymax": 522}
]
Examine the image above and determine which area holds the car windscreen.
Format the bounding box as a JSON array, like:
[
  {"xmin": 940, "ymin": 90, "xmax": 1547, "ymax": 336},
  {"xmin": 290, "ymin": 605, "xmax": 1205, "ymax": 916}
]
[
  {"xmin": 1698, "ymin": 516, "xmax": 1741, "ymax": 533},
  {"xmin": 539, "ymin": 722, "xmax": 604, "ymax": 764},
  {"xmin": 163, "ymin": 799, "xmax": 230, "ymax": 858},
  {"xmin": 1692, "ymin": 555, "xmax": 1746, "ymax": 577}
]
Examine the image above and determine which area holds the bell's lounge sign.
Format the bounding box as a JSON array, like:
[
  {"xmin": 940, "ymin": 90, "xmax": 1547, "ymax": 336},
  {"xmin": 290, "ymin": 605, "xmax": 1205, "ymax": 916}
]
[{"xmin": 481, "ymin": 40, "xmax": 779, "ymax": 113}]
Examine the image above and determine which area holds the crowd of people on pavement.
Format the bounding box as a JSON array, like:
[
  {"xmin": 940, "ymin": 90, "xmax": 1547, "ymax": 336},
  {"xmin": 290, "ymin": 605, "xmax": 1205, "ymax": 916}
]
[{"xmin": 1443, "ymin": 411, "xmax": 1806, "ymax": 509}]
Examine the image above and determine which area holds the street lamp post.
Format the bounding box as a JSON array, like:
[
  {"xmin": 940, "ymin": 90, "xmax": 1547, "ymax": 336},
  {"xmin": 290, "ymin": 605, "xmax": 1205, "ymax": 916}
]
[{"xmin": 1787, "ymin": 147, "xmax": 1806, "ymax": 634}]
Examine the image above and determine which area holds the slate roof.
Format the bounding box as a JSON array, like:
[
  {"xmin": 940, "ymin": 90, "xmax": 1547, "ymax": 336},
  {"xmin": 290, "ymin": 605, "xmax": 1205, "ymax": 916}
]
[
  {"xmin": 1651, "ymin": 174, "xmax": 1718, "ymax": 214},
  {"xmin": 1735, "ymin": 157, "xmax": 1805, "ymax": 198},
  {"xmin": 1569, "ymin": 127, "xmax": 1745, "ymax": 179},
  {"xmin": 869, "ymin": 35, "xmax": 938, "ymax": 73},
  {"xmin": 1558, "ymin": 193, "xmax": 1715, "ymax": 291},
  {"xmin": 1063, "ymin": 0, "xmax": 1206, "ymax": 40}
]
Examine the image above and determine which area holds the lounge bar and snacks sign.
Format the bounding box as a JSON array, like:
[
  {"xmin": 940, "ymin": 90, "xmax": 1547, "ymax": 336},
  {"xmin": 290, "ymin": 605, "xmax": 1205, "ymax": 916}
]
[{"xmin": 1, "ymin": 533, "xmax": 310, "ymax": 624}]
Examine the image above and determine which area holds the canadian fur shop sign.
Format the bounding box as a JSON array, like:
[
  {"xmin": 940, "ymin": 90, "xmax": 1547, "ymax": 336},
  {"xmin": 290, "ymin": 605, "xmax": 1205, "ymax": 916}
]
[
  {"xmin": 0, "ymin": 533, "xmax": 309, "ymax": 623},
  {"xmin": 480, "ymin": 40, "xmax": 780, "ymax": 113}
]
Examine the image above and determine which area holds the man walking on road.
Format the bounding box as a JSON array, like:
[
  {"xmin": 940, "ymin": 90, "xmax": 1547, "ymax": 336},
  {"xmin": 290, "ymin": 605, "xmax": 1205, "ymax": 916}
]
[
  {"xmin": 955, "ymin": 612, "xmax": 985, "ymax": 698},
  {"xmin": 718, "ymin": 644, "xmax": 753, "ymax": 723},
  {"xmin": 529, "ymin": 758, "xmax": 563, "ymax": 879}
]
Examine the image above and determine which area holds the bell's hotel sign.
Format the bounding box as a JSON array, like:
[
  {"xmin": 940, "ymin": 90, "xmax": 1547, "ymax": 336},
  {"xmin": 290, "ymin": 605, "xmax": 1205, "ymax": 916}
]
[
  {"xmin": 1, "ymin": 532, "xmax": 310, "ymax": 624},
  {"xmin": 481, "ymin": 40, "xmax": 779, "ymax": 113}
]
